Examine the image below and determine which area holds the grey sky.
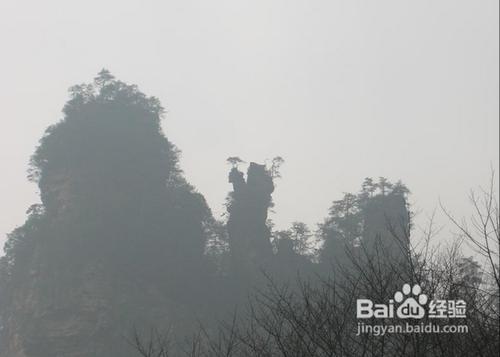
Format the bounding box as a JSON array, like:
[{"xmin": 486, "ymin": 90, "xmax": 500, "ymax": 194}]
[{"xmin": 0, "ymin": 0, "xmax": 498, "ymax": 250}]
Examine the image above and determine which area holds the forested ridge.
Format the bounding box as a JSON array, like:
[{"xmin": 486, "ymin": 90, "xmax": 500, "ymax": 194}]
[{"xmin": 0, "ymin": 72, "xmax": 498, "ymax": 357}]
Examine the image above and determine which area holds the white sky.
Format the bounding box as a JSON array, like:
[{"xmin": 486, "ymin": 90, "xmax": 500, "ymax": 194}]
[{"xmin": 0, "ymin": 0, "xmax": 498, "ymax": 251}]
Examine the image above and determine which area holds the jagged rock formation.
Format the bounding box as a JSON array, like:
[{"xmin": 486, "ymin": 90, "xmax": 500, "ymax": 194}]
[
  {"xmin": 319, "ymin": 178, "xmax": 411, "ymax": 271},
  {"xmin": 362, "ymin": 193, "xmax": 410, "ymax": 263},
  {"xmin": 0, "ymin": 72, "xmax": 416, "ymax": 357},
  {"xmin": 227, "ymin": 163, "xmax": 274, "ymax": 275},
  {"xmin": 0, "ymin": 71, "xmax": 213, "ymax": 357}
]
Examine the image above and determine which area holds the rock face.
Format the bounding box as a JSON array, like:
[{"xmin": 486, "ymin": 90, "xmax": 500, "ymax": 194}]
[
  {"xmin": 362, "ymin": 193, "xmax": 410, "ymax": 263},
  {"xmin": 227, "ymin": 163, "xmax": 274, "ymax": 275},
  {"xmin": 0, "ymin": 71, "xmax": 212, "ymax": 357},
  {"xmin": 317, "ymin": 179, "xmax": 411, "ymax": 274}
]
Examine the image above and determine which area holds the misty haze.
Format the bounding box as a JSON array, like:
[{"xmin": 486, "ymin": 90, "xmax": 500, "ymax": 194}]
[{"xmin": 0, "ymin": 1, "xmax": 498, "ymax": 356}]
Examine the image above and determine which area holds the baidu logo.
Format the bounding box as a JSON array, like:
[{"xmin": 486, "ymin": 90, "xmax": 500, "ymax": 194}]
[{"xmin": 356, "ymin": 283, "xmax": 465, "ymax": 320}]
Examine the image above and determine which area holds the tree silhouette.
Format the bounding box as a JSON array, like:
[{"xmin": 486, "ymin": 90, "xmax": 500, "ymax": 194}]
[{"xmin": 226, "ymin": 156, "xmax": 245, "ymax": 169}]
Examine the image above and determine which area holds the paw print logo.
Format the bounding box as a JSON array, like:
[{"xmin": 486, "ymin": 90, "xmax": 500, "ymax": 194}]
[{"xmin": 394, "ymin": 284, "xmax": 428, "ymax": 319}]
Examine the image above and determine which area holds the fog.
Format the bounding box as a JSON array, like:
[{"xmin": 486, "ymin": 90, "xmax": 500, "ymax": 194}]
[
  {"xmin": 0, "ymin": 0, "xmax": 498, "ymax": 247},
  {"xmin": 0, "ymin": 2, "xmax": 499, "ymax": 356}
]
